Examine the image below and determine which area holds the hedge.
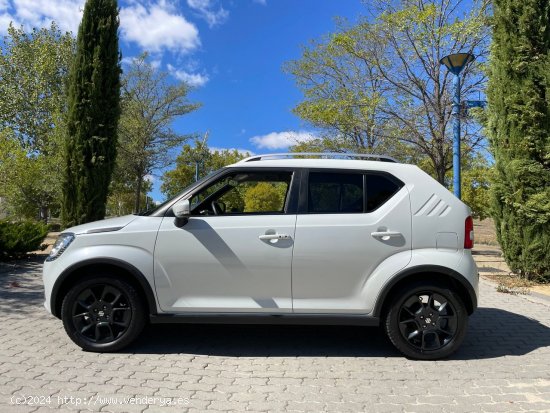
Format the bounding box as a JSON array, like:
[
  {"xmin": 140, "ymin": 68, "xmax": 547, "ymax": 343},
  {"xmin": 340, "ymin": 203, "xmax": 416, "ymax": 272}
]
[{"xmin": 0, "ymin": 220, "xmax": 49, "ymax": 259}]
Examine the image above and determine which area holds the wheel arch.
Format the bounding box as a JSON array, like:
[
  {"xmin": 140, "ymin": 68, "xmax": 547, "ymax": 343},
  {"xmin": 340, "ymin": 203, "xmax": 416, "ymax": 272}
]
[
  {"xmin": 373, "ymin": 265, "xmax": 477, "ymax": 318},
  {"xmin": 50, "ymin": 258, "xmax": 158, "ymax": 319}
]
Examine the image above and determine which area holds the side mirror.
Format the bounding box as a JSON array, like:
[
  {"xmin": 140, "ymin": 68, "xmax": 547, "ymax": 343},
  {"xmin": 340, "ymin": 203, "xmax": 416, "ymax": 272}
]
[{"xmin": 172, "ymin": 199, "xmax": 190, "ymax": 227}]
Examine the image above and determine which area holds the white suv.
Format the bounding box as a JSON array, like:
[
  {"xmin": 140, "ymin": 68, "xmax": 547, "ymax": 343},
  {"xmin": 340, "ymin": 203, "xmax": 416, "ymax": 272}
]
[{"xmin": 43, "ymin": 153, "xmax": 478, "ymax": 360}]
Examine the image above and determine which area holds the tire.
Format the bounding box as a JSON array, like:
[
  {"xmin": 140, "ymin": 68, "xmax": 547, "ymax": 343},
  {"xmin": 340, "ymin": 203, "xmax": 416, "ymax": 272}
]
[
  {"xmin": 384, "ymin": 281, "xmax": 468, "ymax": 360},
  {"xmin": 61, "ymin": 275, "xmax": 146, "ymax": 352}
]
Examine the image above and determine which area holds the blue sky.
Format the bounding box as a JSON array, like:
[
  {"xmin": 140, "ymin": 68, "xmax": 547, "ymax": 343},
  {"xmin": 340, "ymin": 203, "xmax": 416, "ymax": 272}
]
[{"xmin": 0, "ymin": 0, "xmax": 366, "ymax": 201}]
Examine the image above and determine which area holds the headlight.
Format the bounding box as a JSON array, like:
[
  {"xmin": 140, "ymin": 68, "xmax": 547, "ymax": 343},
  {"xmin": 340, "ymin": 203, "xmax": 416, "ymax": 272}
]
[{"xmin": 46, "ymin": 233, "xmax": 75, "ymax": 262}]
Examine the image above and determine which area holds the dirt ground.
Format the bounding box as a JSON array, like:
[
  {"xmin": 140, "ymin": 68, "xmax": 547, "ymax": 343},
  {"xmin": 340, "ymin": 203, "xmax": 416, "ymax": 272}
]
[{"xmin": 473, "ymin": 218, "xmax": 499, "ymax": 246}]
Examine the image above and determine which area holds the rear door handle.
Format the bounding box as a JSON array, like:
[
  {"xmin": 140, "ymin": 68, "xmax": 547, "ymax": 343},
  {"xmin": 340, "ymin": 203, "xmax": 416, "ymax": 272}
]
[
  {"xmin": 371, "ymin": 231, "xmax": 402, "ymax": 239},
  {"xmin": 259, "ymin": 233, "xmax": 291, "ymax": 241}
]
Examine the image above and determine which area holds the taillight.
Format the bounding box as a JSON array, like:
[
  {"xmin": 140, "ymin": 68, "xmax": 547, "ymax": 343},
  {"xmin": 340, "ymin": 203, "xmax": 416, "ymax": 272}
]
[{"xmin": 464, "ymin": 216, "xmax": 474, "ymax": 249}]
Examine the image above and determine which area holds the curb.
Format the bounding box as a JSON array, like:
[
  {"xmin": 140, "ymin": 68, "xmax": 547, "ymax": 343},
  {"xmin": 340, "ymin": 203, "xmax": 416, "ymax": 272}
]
[{"xmin": 480, "ymin": 277, "xmax": 550, "ymax": 307}]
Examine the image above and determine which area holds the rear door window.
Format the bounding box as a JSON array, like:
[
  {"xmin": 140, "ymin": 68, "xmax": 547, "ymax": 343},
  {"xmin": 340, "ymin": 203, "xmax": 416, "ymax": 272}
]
[
  {"xmin": 306, "ymin": 171, "xmax": 403, "ymax": 214},
  {"xmin": 308, "ymin": 172, "xmax": 364, "ymax": 213}
]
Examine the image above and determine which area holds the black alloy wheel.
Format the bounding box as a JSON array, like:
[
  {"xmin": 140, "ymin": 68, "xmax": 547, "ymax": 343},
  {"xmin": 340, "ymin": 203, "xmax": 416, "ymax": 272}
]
[
  {"xmin": 397, "ymin": 291, "xmax": 458, "ymax": 352},
  {"xmin": 61, "ymin": 276, "xmax": 146, "ymax": 352},
  {"xmin": 384, "ymin": 282, "xmax": 468, "ymax": 360}
]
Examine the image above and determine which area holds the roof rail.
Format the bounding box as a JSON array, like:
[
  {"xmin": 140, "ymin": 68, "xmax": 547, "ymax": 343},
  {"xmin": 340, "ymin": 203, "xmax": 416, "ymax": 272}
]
[{"xmin": 238, "ymin": 152, "xmax": 398, "ymax": 163}]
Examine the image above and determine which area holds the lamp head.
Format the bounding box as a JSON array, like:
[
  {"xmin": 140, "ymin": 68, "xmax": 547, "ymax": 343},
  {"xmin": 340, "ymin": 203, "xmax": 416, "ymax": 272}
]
[{"xmin": 440, "ymin": 53, "xmax": 475, "ymax": 75}]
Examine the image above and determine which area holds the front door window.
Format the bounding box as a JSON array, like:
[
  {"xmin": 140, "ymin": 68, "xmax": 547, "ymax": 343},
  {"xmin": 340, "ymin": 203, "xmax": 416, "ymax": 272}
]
[{"xmin": 190, "ymin": 171, "xmax": 292, "ymax": 215}]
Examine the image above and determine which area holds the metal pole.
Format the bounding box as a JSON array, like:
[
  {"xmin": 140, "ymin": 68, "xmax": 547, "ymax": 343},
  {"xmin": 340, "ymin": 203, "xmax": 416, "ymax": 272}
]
[
  {"xmin": 195, "ymin": 161, "xmax": 199, "ymax": 182},
  {"xmin": 452, "ymin": 73, "xmax": 461, "ymax": 199}
]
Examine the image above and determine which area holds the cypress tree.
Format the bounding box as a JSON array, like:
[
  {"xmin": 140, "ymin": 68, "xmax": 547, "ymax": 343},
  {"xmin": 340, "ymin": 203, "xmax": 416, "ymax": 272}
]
[
  {"xmin": 487, "ymin": 0, "xmax": 550, "ymax": 279},
  {"xmin": 62, "ymin": 0, "xmax": 121, "ymax": 226}
]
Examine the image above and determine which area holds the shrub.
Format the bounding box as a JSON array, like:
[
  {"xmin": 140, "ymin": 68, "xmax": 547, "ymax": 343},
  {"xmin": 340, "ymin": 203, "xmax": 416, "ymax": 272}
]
[
  {"xmin": 487, "ymin": 0, "xmax": 550, "ymax": 280},
  {"xmin": 0, "ymin": 220, "xmax": 49, "ymax": 259},
  {"xmin": 48, "ymin": 222, "xmax": 61, "ymax": 232}
]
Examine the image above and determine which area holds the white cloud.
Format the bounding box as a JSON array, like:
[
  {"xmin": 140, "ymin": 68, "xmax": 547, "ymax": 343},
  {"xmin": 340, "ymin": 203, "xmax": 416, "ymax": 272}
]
[
  {"xmin": 122, "ymin": 55, "xmax": 162, "ymax": 69},
  {"xmin": 0, "ymin": 13, "xmax": 17, "ymax": 33},
  {"xmin": 1, "ymin": 0, "xmax": 84, "ymax": 34},
  {"xmin": 150, "ymin": 59, "xmax": 162, "ymax": 69},
  {"xmin": 249, "ymin": 131, "xmax": 316, "ymax": 150},
  {"xmin": 167, "ymin": 63, "xmax": 209, "ymax": 87},
  {"xmin": 120, "ymin": 1, "xmax": 200, "ymax": 55},
  {"xmin": 187, "ymin": 0, "xmax": 228, "ymax": 27},
  {"xmin": 0, "ymin": 1, "xmax": 201, "ymax": 57}
]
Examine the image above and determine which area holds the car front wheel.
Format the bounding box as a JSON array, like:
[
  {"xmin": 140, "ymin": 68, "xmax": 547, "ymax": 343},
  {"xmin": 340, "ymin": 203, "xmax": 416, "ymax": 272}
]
[
  {"xmin": 384, "ymin": 281, "xmax": 468, "ymax": 360},
  {"xmin": 61, "ymin": 276, "xmax": 146, "ymax": 352}
]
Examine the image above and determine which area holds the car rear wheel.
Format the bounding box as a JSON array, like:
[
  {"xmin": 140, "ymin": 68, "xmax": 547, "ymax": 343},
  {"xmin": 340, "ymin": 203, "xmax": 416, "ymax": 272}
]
[
  {"xmin": 384, "ymin": 281, "xmax": 468, "ymax": 360},
  {"xmin": 61, "ymin": 276, "xmax": 146, "ymax": 352}
]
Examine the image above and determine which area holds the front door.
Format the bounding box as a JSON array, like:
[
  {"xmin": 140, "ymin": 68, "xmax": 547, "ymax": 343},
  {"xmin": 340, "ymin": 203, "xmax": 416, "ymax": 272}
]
[{"xmin": 154, "ymin": 169, "xmax": 296, "ymax": 313}]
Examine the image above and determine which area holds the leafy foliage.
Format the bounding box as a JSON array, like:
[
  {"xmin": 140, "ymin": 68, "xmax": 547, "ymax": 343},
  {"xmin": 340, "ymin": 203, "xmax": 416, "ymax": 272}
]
[
  {"xmin": 457, "ymin": 153, "xmax": 493, "ymax": 220},
  {"xmin": 285, "ymin": 0, "xmax": 490, "ymax": 184},
  {"xmin": 106, "ymin": 169, "xmax": 152, "ymax": 216},
  {"xmin": 243, "ymin": 182, "xmax": 286, "ymax": 213},
  {"xmin": 161, "ymin": 139, "xmax": 248, "ymax": 200},
  {"xmin": 115, "ymin": 52, "xmax": 201, "ymax": 213},
  {"xmin": 0, "ymin": 131, "xmax": 63, "ymax": 219},
  {"xmin": 0, "ymin": 220, "xmax": 49, "ymax": 259},
  {"xmin": 62, "ymin": 0, "xmax": 121, "ymax": 227},
  {"xmin": 0, "ymin": 24, "xmax": 74, "ymax": 221},
  {"xmin": 0, "ymin": 23, "xmax": 74, "ymax": 153},
  {"xmin": 487, "ymin": 0, "xmax": 550, "ymax": 279}
]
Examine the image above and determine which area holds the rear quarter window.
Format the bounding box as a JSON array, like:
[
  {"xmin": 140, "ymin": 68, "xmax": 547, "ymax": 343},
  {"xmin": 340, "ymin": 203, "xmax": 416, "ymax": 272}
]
[{"xmin": 366, "ymin": 173, "xmax": 403, "ymax": 212}]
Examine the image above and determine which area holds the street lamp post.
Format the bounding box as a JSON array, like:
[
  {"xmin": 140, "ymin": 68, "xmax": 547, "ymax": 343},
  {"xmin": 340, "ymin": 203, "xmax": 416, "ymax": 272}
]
[
  {"xmin": 439, "ymin": 52, "xmax": 475, "ymax": 200},
  {"xmin": 193, "ymin": 131, "xmax": 209, "ymax": 182}
]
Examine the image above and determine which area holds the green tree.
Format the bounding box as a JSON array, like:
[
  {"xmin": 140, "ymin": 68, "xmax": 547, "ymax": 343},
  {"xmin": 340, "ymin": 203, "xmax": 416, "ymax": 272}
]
[
  {"xmin": 486, "ymin": 0, "xmax": 550, "ymax": 279},
  {"xmin": 285, "ymin": 0, "xmax": 490, "ymax": 184},
  {"xmin": 161, "ymin": 139, "xmax": 248, "ymax": 199},
  {"xmin": 0, "ymin": 131, "xmax": 62, "ymax": 220},
  {"xmin": 62, "ymin": 0, "xmax": 121, "ymax": 227},
  {"xmin": 458, "ymin": 153, "xmax": 493, "ymax": 220},
  {"xmin": 0, "ymin": 24, "xmax": 74, "ymax": 220},
  {"xmin": 106, "ymin": 165, "xmax": 152, "ymax": 216},
  {"xmin": 244, "ymin": 182, "xmax": 286, "ymax": 213},
  {"xmin": 115, "ymin": 53, "xmax": 200, "ymax": 213},
  {"xmin": 0, "ymin": 23, "xmax": 74, "ymax": 153}
]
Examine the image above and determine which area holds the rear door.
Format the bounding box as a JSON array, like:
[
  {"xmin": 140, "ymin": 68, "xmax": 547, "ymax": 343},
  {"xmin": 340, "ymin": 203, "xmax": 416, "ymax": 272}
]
[{"xmin": 291, "ymin": 169, "xmax": 412, "ymax": 313}]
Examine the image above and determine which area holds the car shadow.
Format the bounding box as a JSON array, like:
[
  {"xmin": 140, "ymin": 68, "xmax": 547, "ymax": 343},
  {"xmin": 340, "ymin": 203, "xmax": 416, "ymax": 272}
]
[
  {"xmin": 0, "ymin": 254, "xmax": 45, "ymax": 275},
  {"xmin": 0, "ymin": 256, "xmax": 46, "ymax": 316},
  {"xmin": 126, "ymin": 307, "xmax": 550, "ymax": 360}
]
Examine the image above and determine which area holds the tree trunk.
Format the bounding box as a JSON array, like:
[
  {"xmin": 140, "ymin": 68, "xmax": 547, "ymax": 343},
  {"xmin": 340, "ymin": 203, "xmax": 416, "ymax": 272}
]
[
  {"xmin": 39, "ymin": 206, "xmax": 49, "ymax": 223},
  {"xmin": 134, "ymin": 177, "xmax": 142, "ymax": 214},
  {"xmin": 435, "ymin": 162, "xmax": 446, "ymax": 186}
]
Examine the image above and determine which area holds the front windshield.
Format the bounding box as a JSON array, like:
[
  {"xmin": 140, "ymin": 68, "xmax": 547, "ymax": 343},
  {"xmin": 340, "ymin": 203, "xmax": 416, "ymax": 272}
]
[{"xmin": 137, "ymin": 168, "xmax": 224, "ymax": 216}]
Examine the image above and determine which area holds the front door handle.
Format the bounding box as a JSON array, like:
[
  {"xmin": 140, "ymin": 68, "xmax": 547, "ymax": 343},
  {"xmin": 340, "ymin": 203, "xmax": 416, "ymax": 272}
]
[
  {"xmin": 371, "ymin": 231, "xmax": 402, "ymax": 240},
  {"xmin": 259, "ymin": 233, "xmax": 291, "ymax": 241}
]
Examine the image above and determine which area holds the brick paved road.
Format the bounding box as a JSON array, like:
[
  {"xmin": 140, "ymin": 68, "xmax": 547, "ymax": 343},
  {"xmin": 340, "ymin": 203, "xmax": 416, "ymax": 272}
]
[{"xmin": 1, "ymin": 257, "xmax": 550, "ymax": 413}]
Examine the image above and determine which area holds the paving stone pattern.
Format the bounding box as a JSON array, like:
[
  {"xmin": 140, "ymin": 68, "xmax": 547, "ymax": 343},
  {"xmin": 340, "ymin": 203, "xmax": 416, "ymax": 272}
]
[{"xmin": 1, "ymin": 257, "xmax": 549, "ymax": 412}]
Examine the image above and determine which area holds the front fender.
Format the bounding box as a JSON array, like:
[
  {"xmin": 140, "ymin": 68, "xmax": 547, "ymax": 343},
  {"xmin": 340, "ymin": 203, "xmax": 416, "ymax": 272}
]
[{"xmin": 46, "ymin": 244, "xmax": 159, "ymax": 318}]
